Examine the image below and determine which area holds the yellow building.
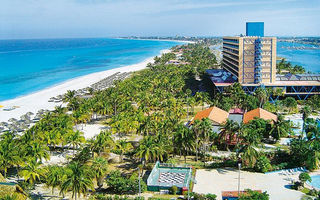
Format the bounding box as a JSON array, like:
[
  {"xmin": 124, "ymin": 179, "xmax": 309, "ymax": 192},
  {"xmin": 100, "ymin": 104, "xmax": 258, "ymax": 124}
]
[{"xmin": 222, "ymin": 36, "xmax": 277, "ymax": 84}]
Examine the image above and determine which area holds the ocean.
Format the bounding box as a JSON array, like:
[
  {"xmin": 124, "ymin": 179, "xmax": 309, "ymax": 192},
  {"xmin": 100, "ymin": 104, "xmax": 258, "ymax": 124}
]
[
  {"xmin": 0, "ymin": 38, "xmax": 181, "ymax": 101},
  {"xmin": 277, "ymin": 41, "xmax": 320, "ymax": 73}
]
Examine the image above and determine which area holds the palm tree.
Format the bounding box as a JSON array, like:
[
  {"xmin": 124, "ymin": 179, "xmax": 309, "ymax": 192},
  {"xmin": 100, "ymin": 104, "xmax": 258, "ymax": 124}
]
[
  {"xmin": 254, "ymin": 87, "xmax": 268, "ymax": 108},
  {"xmin": 135, "ymin": 136, "xmax": 159, "ymax": 165},
  {"xmin": 115, "ymin": 140, "xmax": 133, "ymax": 161},
  {"xmin": 88, "ymin": 131, "xmax": 114, "ymax": 158},
  {"xmin": 191, "ymin": 119, "xmax": 202, "ymax": 161},
  {"xmin": 0, "ymin": 135, "xmax": 21, "ymax": 178},
  {"xmin": 219, "ymin": 119, "xmax": 239, "ymax": 150},
  {"xmin": 67, "ymin": 130, "xmax": 85, "ymax": 155},
  {"xmin": 25, "ymin": 141, "xmax": 50, "ymax": 162},
  {"xmin": 19, "ymin": 159, "xmax": 47, "ymax": 185},
  {"xmin": 90, "ymin": 157, "xmax": 108, "ymax": 188},
  {"xmin": 46, "ymin": 165, "xmax": 65, "ymax": 194},
  {"xmin": 239, "ymin": 127, "xmax": 261, "ymax": 168},
  {"xmin": 269, "ymin": 115, "xmax": 291, "ymax": 141},
  {"xmin": 301, "ymin": 106, "xmax": 312, "ymax": 133},
  {"xmin": 174, "ymin": 124, "xmax": 195, "ymax": 163},
  {"xmin": 60, "ymin": 161, "xmax": 94, "ymax": 200},
  {"xmin": 63, "ymin": 90, "xmax": 76, "ymax": 103}
]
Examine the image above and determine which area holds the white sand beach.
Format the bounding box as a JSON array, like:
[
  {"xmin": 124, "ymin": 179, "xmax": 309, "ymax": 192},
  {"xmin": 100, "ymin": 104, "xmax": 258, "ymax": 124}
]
[{"xmin": 0, "ymin": 49, "xmax": 170, "ymax": 122}]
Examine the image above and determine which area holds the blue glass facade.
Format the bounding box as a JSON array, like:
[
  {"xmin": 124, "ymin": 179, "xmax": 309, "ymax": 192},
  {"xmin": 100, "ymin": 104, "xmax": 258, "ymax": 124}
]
[{"xmin": 246, "ymin": 22, "xmax": 264, "ymax": 37}]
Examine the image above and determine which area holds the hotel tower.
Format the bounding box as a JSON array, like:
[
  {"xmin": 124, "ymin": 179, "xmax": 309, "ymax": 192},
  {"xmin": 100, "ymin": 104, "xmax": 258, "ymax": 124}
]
[{"xmin": 222, "ymin": 22, "xmax": 277, "ymax": 84}]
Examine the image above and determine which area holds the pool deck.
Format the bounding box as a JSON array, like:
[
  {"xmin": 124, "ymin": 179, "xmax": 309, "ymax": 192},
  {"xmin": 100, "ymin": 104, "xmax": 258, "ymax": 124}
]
[{"xmin": 193, "ymin": 168, "xmax": 303, "ymax": 200}]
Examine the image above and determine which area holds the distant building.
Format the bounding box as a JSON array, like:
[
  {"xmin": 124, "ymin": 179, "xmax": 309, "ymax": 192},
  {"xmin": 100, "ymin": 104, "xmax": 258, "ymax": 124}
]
[{"xmin": 208, "ymin": 22, "xmax": 320, "ymax": 100}]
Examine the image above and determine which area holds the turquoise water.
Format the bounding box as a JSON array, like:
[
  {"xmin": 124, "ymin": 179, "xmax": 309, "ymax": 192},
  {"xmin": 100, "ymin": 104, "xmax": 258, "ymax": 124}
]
[
  {"xmin": 0, "ymin": 38, "xmax": 181, "ymax": 101},
  {"xmin": 277, "ymin": 41, "xmax": 320, "ymax": 73},
  {"xmin": 308, "ymin": 175, "xmax": 320, "ymax": 189}
]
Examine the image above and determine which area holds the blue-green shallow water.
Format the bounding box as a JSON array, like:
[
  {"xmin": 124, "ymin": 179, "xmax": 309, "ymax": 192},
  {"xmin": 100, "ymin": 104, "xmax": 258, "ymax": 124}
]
[
  {"xmin": 0, "ymin": 38, "xmax": 182, "ymax": 101},
  {"xmin": 308, "ymin": 175, "xmax": 320, "ymax": 189},
  {"xmin": 277, "ymin": 41, "xmax": 320, "ymax": 73}
]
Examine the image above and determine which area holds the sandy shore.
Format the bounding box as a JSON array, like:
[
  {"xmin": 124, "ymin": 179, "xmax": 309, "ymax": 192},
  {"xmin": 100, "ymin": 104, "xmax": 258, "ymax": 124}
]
[{"xmin": 0, "ymin": 49, "xmax": 170, "ymax": 122}]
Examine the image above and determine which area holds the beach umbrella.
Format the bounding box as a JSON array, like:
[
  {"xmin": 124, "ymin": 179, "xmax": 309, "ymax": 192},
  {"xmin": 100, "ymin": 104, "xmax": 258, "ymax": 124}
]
[
  {"xmin": 0, "ymin": 122, "xmax": 8, "ymax": 127},
  {"xmin": 26, "ymin": 112, "xmax": 34, "ymax": 116},
  {"xmin": 8, "ymin": 118, "xmax": 18, "ymax": 123}
]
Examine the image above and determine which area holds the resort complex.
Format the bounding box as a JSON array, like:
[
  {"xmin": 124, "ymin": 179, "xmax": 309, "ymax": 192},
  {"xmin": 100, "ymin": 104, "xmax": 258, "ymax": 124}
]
[
  {"xmin": 1, "ymin": 21, "xmax": 320, "ymax": 200},
  {"xmin": 209, "ymin": 22, "xmax": 320, "ymax": 100}
]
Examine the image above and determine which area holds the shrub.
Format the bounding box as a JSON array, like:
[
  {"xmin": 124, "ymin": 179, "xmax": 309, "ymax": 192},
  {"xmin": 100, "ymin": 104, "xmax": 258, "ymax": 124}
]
[
  {"xmin": 299, "ymin": 172, "xmax": 312, "ymax": 187},
  {"xmin": 255, "ymin": 156, "xmax": 272, "ymax": 173},
  {"xmin": 148, "ymin": 198, "xmax": 170, "ymax": 200},
  {"xmin": 106, "ymin": 170, "xmax": 147, "ymax": 194},
  {"xmin": 185, "ymin": 192, "xmax": 217, "ymax": 200},
  {"xmin": 238, "ymin": 189, "xmax": 269, "ymax": 200},
  {"xmin": 205, "ymin": 194, "xmax": 217, "ymax": 200},
  {"xmin": 169, "ymin": 185, "xmax": 178, "ymax": 195},
  {"xmin": 307, "ymin": 189, "xmax": 318, "ymax": 197}
]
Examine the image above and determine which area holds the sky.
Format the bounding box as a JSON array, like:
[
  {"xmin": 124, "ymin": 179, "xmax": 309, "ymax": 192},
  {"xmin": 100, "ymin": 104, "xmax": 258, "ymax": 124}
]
[{"xmin": 0, "ymin": 0, "xmax": 319, "ymax": 39}]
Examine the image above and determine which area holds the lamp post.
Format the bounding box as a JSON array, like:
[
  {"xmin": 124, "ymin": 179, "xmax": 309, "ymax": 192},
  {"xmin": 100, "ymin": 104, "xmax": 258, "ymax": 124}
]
[{"xmin": 238, "ymin": 162, "xmax": 241, "ymax": 197}]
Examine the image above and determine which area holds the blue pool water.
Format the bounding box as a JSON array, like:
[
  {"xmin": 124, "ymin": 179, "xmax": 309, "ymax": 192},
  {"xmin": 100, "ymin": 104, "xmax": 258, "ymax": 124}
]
[
  {"xmin": 0, "ymin": 38, "xmax": 182, "ymax": 101},
  {"xmin": 308, "ymin": 175, "xmax": 320, "ymax": 189},
  {"xmin": 277, "ymin": 41, "xmax": 320, "ymax": 73},
  {"xmin": 289, "ymin": 119, "xmax": 304, "ymax": 136}
]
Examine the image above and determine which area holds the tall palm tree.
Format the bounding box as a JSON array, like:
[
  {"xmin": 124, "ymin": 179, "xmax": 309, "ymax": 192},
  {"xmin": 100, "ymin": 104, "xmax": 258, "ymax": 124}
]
[
  {"xmin": 254, "ymin": 87, "xmax": 268, "ymax": 108},
  {"xmin": 19, "ymin": 159, "xmax": 47, "ymax": 185},
  {"xmin": 174, "ymin": 124, "xmax": 195, "ymax": 163},
  {"xmin": 90, "ymin": 157, "xmax": 108, "ymax": 188},
  {"xmin": 239, "ymin": 127, "xmax": 261, "ymax": 168},
  {"xmin": 301, "ymin": 105, "xmax": 312, "ymax": 133},
  {"xmin": 0, "ymin": 142, "xmax": 20, "ymax": 178},
  {"xmin": 115, "ymin": 140, "xmax": 133, "ymax": 161},
  {"xmin": 60, "ymin": 161, "xmax": 94, "ymax": 200},
  {"xmin": 46, "ymin": 165, "xmax": 65, "ymax": 194},
  {"xmin": 192, "ymin": 119, "xmax": 202, "ymax": 161},
  {"xmin": 25, "ymin": 141, "xmax": 50, "ymax": 162},
  {"xmin": 135, "ymin": 136, "xmax": 159, "ymax": 165},
  {"xmin": 67, "ymin": 130, "xmax": 85, "ymax": 155},
  {"xmin": 219, "ymin": 119, "xmax": 239, "ymax": 150},
  {"xmin": 88, "ymin": 131, "xmax": 114, "ymax": 158},
  {"xmin": 269, "ymin": 115, "xmax": 290, "ymax": 141},
  {"xmin": 63, "ymin": 90, "xmax": 76, "ymax": 104}
]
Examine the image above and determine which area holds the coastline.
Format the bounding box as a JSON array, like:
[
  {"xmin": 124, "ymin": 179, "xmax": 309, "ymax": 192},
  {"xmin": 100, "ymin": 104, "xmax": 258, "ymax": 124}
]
[
  {"xmin": 116, "ymin": 37, "xmax": 195, "ymax": 44},
  {"xmin": 0, "ymin": 49, "xmax": 171, "ymax": 122}
]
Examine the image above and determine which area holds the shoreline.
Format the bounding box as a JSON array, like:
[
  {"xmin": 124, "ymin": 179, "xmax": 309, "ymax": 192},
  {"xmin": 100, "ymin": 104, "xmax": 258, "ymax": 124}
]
[
  {"xmin": 0, "ymin": 49, "xmax": 171, "ymax": 122},
  {"xmin": 116, "ymin": 37, "xmax": 195, "ymax": 44}
]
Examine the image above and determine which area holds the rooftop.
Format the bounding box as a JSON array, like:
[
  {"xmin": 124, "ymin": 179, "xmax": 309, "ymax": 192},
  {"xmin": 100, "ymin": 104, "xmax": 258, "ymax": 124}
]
[
  {"xmin": 191, "ymin": 106, "xmax": 229, "ymax": 125},
  {"xmin": 243, "ymin": 108, "xmax": 277, "ymax": 124},
  {"xmin": 206, "ymin": 69, "xmax": 237, "ymax": 84}
]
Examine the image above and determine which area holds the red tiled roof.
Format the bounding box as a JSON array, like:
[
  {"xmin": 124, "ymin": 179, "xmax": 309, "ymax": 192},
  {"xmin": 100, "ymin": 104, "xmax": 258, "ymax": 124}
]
[
  {"xmin": 229, "ymin": 108, "xmax": 244, "ymax": 114},
  {"xmin": 243, "ymin": 108, "xmax": 277, "ymax": 124},
  {"xmin": 191, "ymin": 106, "xmax": 229, "ymax": 124}
]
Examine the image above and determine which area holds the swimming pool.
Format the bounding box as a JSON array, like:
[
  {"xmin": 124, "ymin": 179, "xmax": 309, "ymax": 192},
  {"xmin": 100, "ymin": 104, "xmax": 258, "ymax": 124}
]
[
  {"xmin": 289, "ymin": 119, "xmax": 303, "ymax": 136},
  {"xmin": 308, "ymin": 175, "xmax": 320, "ymax": 189}
]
